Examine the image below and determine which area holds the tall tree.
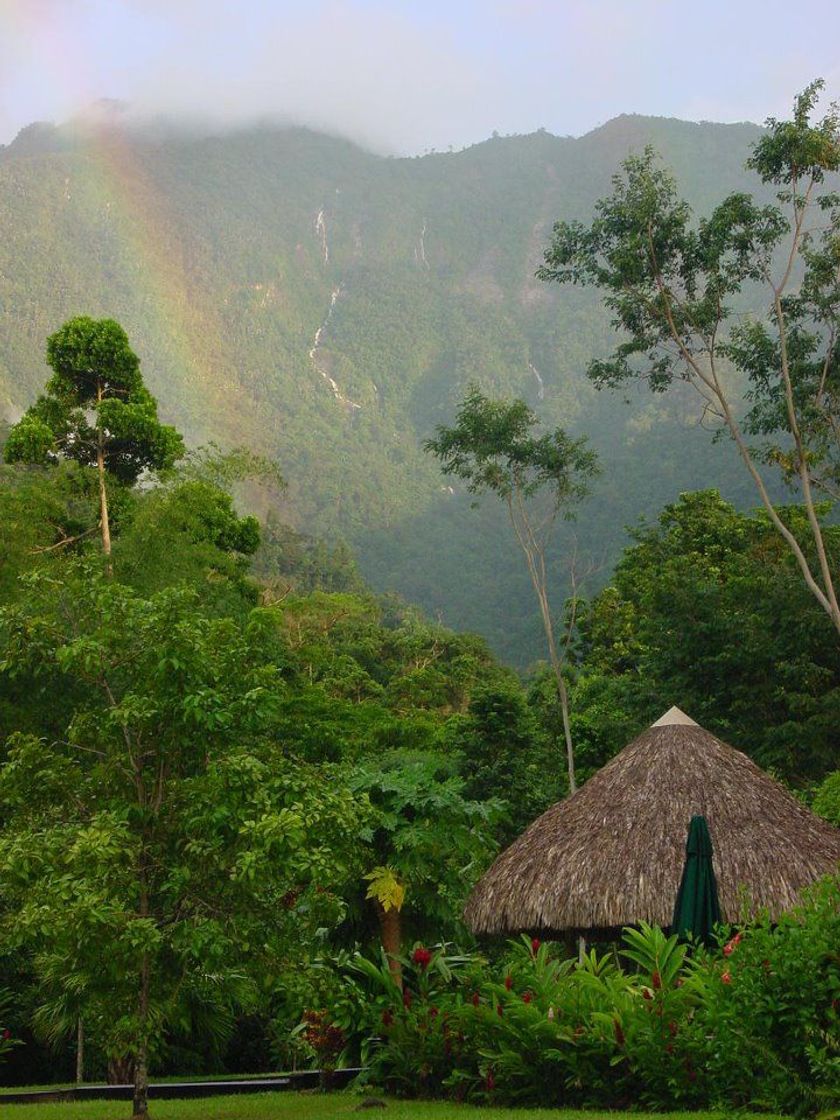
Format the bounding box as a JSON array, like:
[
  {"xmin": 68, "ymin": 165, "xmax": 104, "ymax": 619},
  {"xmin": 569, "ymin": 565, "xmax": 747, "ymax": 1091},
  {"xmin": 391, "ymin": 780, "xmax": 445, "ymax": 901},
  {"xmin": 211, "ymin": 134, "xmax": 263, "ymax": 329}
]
[
  {"xmin": 0, "ymin": 565, "xmax": 366, "ymax": 1117},
  {"xmin": 425, "ymin": 385, "xmax": 599, "ymax": 792},
  {"xmin": 4, "ymin": 317, "xmax": 183, "ymax": 564},
  {"xmin": 538, "ymin": 81, "xmax": 840, "ymax": 638}
]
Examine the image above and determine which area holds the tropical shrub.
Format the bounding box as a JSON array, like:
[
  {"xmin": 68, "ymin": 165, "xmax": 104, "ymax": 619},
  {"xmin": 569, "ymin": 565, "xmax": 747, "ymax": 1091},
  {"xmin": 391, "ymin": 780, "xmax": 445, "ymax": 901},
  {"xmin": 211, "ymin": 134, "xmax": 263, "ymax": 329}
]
[
  {"xmin": 684, "ymin": 876, "xmax": 840, "ymax": 1115},
  {"xmin": 318, "ymin": 875, "xmax": 839, "ymax": 1114},
  {"xmin": 0, "ymin": 988, "xmax": 17, "ymax": 1063}
]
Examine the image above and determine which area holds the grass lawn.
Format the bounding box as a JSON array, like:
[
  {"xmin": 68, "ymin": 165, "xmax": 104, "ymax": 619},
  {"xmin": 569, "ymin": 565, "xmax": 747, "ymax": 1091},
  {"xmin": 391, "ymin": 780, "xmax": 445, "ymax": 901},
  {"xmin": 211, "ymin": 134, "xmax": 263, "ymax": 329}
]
[{"xmin": 0, "ymin": 1091, "xmax": 789, "ymax": 1120}]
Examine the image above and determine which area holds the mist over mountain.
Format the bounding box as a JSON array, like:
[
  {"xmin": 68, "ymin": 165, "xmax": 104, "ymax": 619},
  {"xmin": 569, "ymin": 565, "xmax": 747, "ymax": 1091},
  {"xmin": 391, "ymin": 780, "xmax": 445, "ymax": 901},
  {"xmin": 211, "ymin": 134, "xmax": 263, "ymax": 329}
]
[{"xmin": 0, "ymin": 112, "xmax": 769, "ymax": 663}]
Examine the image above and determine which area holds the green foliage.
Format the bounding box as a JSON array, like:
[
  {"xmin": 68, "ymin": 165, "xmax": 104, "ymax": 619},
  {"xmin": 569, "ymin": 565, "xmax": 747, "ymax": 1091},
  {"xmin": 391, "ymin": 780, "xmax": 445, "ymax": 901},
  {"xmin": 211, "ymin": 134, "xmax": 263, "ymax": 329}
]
[
  {"xmin": 571, "ymin": 490, "xmax": 840, "ymax": 781},
  {"xmin": 348, "ymin": 752, "xmax": 503, "ymax": 939},
  {"xmin": 425, "ymin": 384, "xmax": 598, "ymax": 506},
  {"xmin": 0, "ymin": 989, "xmax": 17, "ymax": 1063},
  {"xmin": 5, "ymin": 318, "xmax": 183, "ymax": 485},
  {"xmin": 539, "ymin": 82, "xmax": 840, "ymax": 639},
  {"xmin": 0, "ymin": 563, "xmax": 370, "ymax": 1087},
  {"xmin": 0, "ymin": 115, "xmax": 776, "ymax": 664},
  {"xmin": 442, "ymin": 679, "xmax": 560, "ymax": 841},
  {"xmin": 345, "ymin": 878, "xmax": 839, "ymax": 1113},
  {"xmin": 113, "ymin": 479, "xmax": 261, "ymax": 614},
  {"xmin": 813, "ymin": 769, "xmax": 840, "ymax": 825}
]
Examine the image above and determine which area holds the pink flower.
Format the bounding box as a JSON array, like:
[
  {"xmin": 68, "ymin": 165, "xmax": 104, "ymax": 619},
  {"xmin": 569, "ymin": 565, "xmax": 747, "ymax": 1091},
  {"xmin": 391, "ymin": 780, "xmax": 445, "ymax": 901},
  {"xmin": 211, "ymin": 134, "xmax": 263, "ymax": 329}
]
[{"xmin": 721, "ymin": 971, "xmax": 732, "ymax": 985}]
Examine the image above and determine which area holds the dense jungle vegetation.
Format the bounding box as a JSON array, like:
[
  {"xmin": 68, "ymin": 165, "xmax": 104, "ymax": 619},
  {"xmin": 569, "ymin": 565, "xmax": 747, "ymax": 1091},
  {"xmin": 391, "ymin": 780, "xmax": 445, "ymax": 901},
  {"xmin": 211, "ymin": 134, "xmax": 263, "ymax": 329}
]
[
  {"xmin": 0, "ymin": 113, "xmax": 770, "ymax": 664},
  {"xmin": 0, "ymin": 362, "xmax": 838, "ymax": 1095},
  {"xmin": 1, "ymin": 88, "xmax": 839, "ymax": 1116}
]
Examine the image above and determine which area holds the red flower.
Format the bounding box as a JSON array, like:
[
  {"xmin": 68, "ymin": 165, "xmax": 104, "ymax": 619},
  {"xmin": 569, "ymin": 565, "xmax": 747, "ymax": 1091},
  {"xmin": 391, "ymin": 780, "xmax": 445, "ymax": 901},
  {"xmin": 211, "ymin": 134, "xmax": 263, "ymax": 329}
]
[
  {"xmin": 531, "ymin": 937, "xmax": 541, "ymax": 954},
  {"xmin": 721, "ymin": 971, "xmax": 732, "ymax": 985},
  {"xmin": 642, "ymin": 988, "xmax": 653, "ymax": 1001},
  {"xmin": 496, "ymin": 1004, "xmax": 503, "ymax": 1017},
  {"xmin": 403, "ymin": 988, "xmax": 413, "ymax": 1009},
  {"xmin": 504, "ymin": 974, "xmax": 513, "ymax": 990},
  {"xmin": 412, "ymin": 946, "xmax": 432, "ymax": 969},
  {"xmin": 614, "ymin": 1019, "xmax": 625, "ymax": 1046},
  {"xmin": 485, "ymin": 1069, "xmax": 495, "ymax": 1092},
  {"xmin": 1, "ymin": 1028, "xmax": 10, "ymax": 1040},
  {"xmin": 724, "ymin": 931, "xmax": 743, "ymax": 957},
  {"xmin": 472, "ymin": 991, "xmax": 480, "ymax": 1007},
  {"xmin": 429, "ymin": 1006, "xmax": 439, "ymax": 1018},
  {"xmin": 651, "ymin": 970, "xmax": 662, "ymax": 990},
  {"xmin": 522, "ymin": 991, "xmax": 532, "ymax": 1004},
  {"xmin": 668, "ymin": 1020, "xmax": 678, "ymax": 1038}
]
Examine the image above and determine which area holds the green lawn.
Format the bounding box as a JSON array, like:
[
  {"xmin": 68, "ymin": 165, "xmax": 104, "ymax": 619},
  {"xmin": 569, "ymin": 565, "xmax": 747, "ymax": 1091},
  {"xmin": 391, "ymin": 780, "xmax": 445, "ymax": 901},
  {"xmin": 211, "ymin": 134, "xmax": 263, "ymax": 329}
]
[{"xmin": 0, "ymin": 1091, "xmax": 789, "ymax": 1120}]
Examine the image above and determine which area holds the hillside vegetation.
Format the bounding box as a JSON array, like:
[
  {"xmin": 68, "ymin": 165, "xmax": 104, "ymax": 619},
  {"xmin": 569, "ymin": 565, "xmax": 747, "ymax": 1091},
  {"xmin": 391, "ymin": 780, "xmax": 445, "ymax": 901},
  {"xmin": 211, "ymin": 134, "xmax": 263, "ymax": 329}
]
[{"xmin": 0, "ymin": 114, "xmax": 767, "ymax": 662}]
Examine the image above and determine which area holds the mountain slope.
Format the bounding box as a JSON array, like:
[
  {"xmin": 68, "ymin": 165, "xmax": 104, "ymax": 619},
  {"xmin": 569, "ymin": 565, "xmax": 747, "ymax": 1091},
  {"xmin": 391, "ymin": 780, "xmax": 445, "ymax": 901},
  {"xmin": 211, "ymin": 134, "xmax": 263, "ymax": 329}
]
[{"xmin": 0, "ymin": 114, "xmax": 769, "ymax": 662}]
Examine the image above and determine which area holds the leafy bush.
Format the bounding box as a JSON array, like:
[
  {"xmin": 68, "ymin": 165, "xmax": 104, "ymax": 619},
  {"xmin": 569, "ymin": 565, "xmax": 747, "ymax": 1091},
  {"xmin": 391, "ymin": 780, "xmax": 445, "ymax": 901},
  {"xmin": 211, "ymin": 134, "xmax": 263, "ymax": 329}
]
[
  {"xmin": 814, "ymin": 770, "xmax": 840, "ymax": 826},
  {"xmin": 684, "ymin": 876, "xmax": 840, "ymax": 1115},
  {"xmin": 0, "ymin": 988, "xmax": 18, "ymax": 1062},
  {"xmin": 316, "ymin": 876, "xmax": 839, "ymax": 1114}
]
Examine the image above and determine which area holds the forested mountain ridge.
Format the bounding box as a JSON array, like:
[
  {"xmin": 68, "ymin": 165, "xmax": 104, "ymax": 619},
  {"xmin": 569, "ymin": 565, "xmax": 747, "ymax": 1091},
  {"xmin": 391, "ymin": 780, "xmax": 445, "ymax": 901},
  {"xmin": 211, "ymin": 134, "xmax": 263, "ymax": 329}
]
[{"xmin": 0, "ymin": 113, "xmax": 767, "ymax": 662}]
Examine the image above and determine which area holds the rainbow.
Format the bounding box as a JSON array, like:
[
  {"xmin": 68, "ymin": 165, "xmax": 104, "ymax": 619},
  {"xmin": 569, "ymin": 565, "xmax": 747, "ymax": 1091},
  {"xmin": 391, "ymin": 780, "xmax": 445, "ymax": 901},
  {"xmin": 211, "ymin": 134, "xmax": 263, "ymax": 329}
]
[{"xmin": 2, "ymin": 0, "xmax": 233, "ymax": 440}]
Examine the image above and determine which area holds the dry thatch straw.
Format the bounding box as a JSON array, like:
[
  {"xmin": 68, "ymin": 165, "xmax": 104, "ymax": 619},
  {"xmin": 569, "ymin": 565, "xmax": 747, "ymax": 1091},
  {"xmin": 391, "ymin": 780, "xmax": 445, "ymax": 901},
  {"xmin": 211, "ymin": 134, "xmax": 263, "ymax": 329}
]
[{"xmin": 465, "ymin": 707, "xmax": 840, "ymax": 938}]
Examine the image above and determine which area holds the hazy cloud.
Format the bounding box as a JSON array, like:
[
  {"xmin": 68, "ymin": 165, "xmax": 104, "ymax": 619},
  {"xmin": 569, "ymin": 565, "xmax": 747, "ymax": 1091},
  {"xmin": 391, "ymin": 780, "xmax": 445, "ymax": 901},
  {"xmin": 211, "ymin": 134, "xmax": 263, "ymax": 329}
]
[{"xmin": 1, "ymin": 0, "xmax": 839, "ymax": 152}]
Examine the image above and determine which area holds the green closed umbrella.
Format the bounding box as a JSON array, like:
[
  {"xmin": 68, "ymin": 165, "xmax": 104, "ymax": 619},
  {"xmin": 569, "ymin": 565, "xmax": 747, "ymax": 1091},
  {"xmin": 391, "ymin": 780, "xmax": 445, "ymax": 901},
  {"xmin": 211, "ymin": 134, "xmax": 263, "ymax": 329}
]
[{"xmin": 672, "ymin": 815, "xmax": 721, "ymax": 946}]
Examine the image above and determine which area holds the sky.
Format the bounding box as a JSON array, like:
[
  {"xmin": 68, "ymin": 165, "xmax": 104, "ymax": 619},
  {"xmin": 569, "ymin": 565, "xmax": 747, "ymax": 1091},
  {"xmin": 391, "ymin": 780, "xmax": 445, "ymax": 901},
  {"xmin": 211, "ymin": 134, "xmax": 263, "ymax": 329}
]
[{"xmin": 1, "ymin": 0, "xmax": 839, "ymax": 153}]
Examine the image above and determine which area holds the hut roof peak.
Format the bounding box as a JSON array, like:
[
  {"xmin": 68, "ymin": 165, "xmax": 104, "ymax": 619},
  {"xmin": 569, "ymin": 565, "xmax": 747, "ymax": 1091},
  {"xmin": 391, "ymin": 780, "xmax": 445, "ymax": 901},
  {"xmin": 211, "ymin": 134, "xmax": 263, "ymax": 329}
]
[{"xmin": 651, "ymin": 705, "xmax": 698, "ymax": 727}]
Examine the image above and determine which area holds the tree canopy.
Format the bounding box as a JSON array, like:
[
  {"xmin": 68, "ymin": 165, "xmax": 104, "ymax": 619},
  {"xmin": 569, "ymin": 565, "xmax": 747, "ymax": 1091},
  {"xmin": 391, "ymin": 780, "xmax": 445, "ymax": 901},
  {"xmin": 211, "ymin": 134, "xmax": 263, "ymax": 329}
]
[
  {"xmin": 539, "ymin": 81, "xmax": 840, "ymax": 639},
  {"xmin": 5, "ymin": 317, "xmax": 183, "ymax": 558}
]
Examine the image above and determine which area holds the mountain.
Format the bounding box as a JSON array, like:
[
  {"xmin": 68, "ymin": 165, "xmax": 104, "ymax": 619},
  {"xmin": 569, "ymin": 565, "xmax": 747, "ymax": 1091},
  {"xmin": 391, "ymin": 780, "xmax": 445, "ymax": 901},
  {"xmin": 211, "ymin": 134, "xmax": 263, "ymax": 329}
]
[{"xmin": 0, "ymin": 113, "xmax": 770, "ymax": 663}]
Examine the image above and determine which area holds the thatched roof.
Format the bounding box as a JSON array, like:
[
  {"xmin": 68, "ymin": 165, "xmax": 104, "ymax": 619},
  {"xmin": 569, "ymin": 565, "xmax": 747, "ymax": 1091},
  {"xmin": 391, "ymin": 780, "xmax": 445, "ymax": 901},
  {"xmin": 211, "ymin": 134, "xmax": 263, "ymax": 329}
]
[{"xmin": 465, "ymin": 707, "xmax": 840, "ymax": 937}]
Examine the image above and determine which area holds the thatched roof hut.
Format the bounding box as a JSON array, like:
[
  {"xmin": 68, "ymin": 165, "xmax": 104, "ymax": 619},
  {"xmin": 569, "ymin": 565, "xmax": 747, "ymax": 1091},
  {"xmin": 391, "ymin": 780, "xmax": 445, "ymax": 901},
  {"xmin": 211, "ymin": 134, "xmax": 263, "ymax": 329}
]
[{"xmin": 465, "ymin": 707, "xmax": 840, "ymax": 938}]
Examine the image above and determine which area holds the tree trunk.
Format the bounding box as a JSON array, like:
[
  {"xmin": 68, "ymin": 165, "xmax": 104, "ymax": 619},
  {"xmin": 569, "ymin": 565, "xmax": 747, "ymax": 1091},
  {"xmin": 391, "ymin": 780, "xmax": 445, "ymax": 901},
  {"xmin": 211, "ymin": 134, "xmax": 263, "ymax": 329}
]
[
  {"xmin": 552, "ymin": 660, "xmax": 577, "ymax": 795},
  {"xmin": 132, "ymin": 953, "xmax": 150, "ymax": 1118},
  {"xmin": 107, "ymin": 1056, "xmax": 134, "ymax": 1085},
  {"xmin": 95, "ymin": 381, "xmax": 112, "ymax": 572},
  {"xmin": 533, "ymin": 574, "xmax": 577, "ymax": 794},
  {"xmin": 377, "ymin": 903, "xmax": 402, "ymax": 984},
  {"xmin": 75, "ymin": 1018, "xmax": 84, "ymax": 1085}
]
